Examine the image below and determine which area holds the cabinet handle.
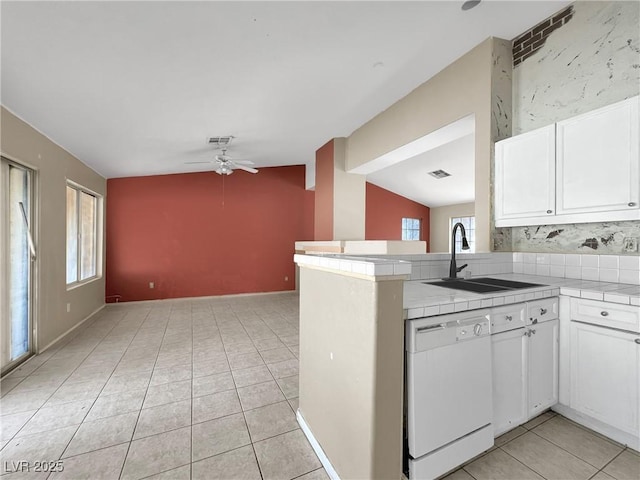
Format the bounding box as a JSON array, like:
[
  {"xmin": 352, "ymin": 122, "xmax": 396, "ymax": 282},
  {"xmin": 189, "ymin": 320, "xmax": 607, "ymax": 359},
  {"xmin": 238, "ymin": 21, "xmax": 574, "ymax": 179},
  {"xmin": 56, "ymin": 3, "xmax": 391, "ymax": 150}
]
[
  {"xmin": 600, "ymin": 311, "xmax": 609, "ymax": 317},
  {"xmin": 546, "ymin": 210, "xmax": 553, "ymax": 214},
  {"xmin": 635, "ymin": 338, "xmax": 640, "ymax": 344},
  {"xmin": 531, "ymin": 318, "xmax": 538, "ymax": 325},
  {"xmin": 540, "ymin": 308, "xmax": 547, "ymax": 315},
  {"xmin": 629, "ymin": 202, "xmax": 637, "ymax": 207},
  {"xmin": 531, "ymin": 329, "xmax": 536, "ymax": 335},
  {"xmin": 506, "ymin": 315, "xmax": 513, "ymax": 321}
]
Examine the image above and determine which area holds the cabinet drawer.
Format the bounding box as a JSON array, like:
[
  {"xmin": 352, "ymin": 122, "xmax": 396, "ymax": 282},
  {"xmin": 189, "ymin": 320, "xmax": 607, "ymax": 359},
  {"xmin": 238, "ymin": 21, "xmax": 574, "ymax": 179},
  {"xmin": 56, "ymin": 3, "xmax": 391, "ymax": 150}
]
[
  {"xmin": 570, "ymin": 298, "xmax": 640, "ymax": 333},
  {"xmin": 527, "ymin": 298, "xmax": 559, "ymax": 325},
  {"xmin": 489, "ymin": 304, "xmax": 526, "ymax": 334}
]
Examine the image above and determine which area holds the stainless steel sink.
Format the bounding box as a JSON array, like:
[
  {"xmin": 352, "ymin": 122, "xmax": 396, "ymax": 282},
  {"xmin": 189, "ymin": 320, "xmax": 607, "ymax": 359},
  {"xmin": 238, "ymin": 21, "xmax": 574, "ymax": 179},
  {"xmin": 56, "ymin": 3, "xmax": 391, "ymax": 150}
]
[{"xmin": 424, "ymin": 277, "xmax": 544, "ymax": 293}]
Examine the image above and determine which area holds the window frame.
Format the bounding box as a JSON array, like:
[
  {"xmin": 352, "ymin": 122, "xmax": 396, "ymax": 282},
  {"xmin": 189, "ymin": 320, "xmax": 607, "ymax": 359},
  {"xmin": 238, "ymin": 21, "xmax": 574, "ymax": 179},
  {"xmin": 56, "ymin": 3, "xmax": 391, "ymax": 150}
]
[
  {"xmin": 401, "ymin": 217, "xmax": 421, "ymax": 241},
  {"xmin": 66, "ymin": 181, "xmax": 103, "ymax": 289}
]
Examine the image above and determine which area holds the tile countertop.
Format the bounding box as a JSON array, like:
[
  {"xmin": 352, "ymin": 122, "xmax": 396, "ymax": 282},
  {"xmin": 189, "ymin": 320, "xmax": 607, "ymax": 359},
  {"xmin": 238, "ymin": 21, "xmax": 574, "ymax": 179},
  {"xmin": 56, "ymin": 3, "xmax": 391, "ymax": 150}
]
[{"xmin": 404, "ymin": 273, "xmax": 640, "ymax": 319}]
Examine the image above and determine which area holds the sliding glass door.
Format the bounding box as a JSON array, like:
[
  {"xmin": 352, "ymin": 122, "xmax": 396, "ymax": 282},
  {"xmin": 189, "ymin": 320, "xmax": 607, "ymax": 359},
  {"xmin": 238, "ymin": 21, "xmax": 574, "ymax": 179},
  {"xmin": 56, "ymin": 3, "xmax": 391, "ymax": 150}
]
[{"xmin": 1, "ymin": 157, "xmax": 35, "ymax": 375}]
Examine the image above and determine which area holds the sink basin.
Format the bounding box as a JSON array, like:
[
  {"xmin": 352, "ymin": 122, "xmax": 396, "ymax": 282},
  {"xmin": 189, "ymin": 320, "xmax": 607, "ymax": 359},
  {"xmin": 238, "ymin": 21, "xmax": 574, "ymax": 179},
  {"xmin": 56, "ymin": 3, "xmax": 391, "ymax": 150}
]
[
  {"xmin": 426, "ymin": 280, "xmax": 510, "ymax": 293},
  {"xmin": 424, "ymin": 277, "xmax": 544, "ymax": 293},
  {"xmin": 464, "ymin": 277, "xmax": 545, "ymax": 289}
]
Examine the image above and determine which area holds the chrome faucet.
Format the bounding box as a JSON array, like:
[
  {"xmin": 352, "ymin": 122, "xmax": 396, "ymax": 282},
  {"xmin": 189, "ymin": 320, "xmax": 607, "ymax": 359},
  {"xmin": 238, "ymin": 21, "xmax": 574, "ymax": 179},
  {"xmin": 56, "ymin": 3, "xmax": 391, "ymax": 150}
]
[{"xmin": 448, "ymin": 222, "xmax": 470, "ymax": 279}]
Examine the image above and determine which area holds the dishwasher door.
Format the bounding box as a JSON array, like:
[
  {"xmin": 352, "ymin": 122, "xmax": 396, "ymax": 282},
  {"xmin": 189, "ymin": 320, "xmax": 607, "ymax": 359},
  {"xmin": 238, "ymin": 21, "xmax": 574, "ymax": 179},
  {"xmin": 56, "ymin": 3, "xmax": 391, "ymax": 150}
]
[{"xmin": 407, "ymin": 332, "xmax": 493, "ymax": 458}]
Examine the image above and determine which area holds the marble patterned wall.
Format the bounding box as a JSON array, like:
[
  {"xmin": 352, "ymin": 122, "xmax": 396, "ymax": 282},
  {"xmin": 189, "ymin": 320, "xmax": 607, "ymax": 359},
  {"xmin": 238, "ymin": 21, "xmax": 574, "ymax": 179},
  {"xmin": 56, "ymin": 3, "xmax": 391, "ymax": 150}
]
[
  {"xmin": 508, "ymin": 0, "xmax": 640, "ymax": 255},
  {"xmin": 513, "ymin": 1, "xmax": 639, "ymax": 134},
  {"xmin": 512, "ymin": 222, "xmax": 640, "ymax": 255},
  {"xmin": 491, "ymin": 38, "xmax": 513, "ymax": 252}
]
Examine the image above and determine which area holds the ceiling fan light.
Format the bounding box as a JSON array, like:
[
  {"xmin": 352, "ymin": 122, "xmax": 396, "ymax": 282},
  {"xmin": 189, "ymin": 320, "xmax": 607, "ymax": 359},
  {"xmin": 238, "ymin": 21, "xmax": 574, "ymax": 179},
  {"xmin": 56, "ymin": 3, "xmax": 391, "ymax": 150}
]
[{"xmin": 216, "ymin": 164, "xmax": 233, "ymax": 175}]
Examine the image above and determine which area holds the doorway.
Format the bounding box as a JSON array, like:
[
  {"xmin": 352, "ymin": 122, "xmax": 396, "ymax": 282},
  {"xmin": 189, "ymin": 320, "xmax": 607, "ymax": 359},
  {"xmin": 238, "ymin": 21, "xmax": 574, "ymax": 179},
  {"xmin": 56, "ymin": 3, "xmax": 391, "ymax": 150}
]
[{"xmin": 1, "ymin": 156, "xmax": 36, "ymax": 375}]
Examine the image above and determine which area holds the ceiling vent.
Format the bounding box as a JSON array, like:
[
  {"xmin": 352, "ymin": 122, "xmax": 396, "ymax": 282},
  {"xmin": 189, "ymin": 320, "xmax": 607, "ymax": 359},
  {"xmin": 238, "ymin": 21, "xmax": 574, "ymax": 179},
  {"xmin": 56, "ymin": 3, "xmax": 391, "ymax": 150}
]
[
  {"xmin": 428, "ymin": 169, "xmax": 451, "ymax": 179},
  {"xmin": 208, "ymin": 136, "xmax": 234, "ymax": 147}
]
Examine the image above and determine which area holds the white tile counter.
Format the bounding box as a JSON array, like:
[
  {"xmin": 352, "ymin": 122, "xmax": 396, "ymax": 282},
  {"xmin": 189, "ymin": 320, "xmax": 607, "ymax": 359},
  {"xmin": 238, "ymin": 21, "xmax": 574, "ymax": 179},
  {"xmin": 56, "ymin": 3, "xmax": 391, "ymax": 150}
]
[
  {"xmin": 294, "ymin": 253, "xmax": 411, "ymax": 277},
  {"xmin": 404, "ymin": 273, "xmax": 639, "ymax": 319}
]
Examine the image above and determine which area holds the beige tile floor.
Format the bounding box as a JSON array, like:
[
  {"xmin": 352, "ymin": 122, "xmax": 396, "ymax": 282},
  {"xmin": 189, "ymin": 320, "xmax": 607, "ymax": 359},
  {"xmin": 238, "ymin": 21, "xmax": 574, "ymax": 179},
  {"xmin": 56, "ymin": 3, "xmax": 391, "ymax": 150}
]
[
  {"xmin": 443, "ymin": 411, "xmax": 640, "ymax": 480},
  {"xmin": 2, "ymin": 292, "xmax": 639, "ymax": 480},
  {"xmin": 1, "ymin": 293, "xmax": 327, "ymax": 479}
]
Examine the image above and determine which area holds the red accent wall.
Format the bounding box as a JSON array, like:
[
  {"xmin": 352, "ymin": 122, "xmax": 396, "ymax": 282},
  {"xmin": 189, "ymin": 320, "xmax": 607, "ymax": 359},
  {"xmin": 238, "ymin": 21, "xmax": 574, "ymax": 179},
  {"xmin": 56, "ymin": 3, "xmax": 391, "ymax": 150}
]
[
  {"xmin": 106, "ymin": 166, "xmax": 314, "ymax": 302},
  {"xmin": 365, "ymin": 182, "xmax": 430, "ymax": 245},
  {"xmin": 314, "ymin": 139, "xmax": 334, "ymax": 240}
]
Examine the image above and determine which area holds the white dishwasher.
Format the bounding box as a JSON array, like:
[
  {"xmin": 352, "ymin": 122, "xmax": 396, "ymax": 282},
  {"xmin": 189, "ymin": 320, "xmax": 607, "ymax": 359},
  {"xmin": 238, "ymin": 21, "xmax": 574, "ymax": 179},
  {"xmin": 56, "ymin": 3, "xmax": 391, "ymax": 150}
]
[{"xmin": 406, "ymin": 309, "xmax": 493, "ymax": 479}]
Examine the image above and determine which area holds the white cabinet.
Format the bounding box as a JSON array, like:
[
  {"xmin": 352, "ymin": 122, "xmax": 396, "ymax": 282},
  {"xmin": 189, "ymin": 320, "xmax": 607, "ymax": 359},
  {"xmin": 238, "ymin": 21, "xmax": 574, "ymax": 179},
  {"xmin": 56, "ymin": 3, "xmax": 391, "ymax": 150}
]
[
  {"xmin": 495, "ymin": 96, "xmax": 640, "ymax": 227},
  {"xmin": 495, "ymin": 125, "xmax": 555, "ymax": 221},
  {"xmin": 557, "ymin": 99, "xmax": 639, "ymax": 215},
  {"xmin": 570, "ymin": 321, "xmax": 639, "ymax": 438},
  {"xmin": 490, "ymin": 299, "xmax": 558, "ymax": 436},
  {"xmin": 492, "ymin": 328, "xmax": 527, "ymax": 435},
  {"xmin": 556, "ymin": 297, "xmax": 640, "ymax": 450},
  {"xmin": 528, "ymin": 319, "xmax": 559, "ymax": 418}
]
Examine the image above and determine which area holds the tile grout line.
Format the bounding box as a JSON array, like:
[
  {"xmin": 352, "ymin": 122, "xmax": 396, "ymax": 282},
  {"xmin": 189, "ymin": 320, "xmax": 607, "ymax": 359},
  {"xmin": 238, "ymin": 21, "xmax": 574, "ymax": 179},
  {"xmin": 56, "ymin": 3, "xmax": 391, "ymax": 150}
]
[
  {"xmin": 496, "ymin": 445, "xmax": 551, "ymax": 480},
  {"xmin": 216, "ymin": 303, "xmax": 266, "ymax": 480},
  {"xmin": 5, "ymin": 294, "xmax": 311, "ymax": 479},
  {"xmin": 593, "ymin": 447, "xmax": 628, "ymax": 479},
  {"xmin": 10, "ymin": 309, "xmax": 132, "ymax": 478},
  {"xmin": 3, "ymin": 308, "xmax": 130, "ymax": 454},
  {"xmin": 529, "ymin": 427, "xmax": 619, "ymax": 472},
  {"xmin": 117, "ymin": 304, "xmax": 172, "ymax": 480},
  {"xmin": 189, "ymin": 300, "xmax": 197, "ymax": 480}
]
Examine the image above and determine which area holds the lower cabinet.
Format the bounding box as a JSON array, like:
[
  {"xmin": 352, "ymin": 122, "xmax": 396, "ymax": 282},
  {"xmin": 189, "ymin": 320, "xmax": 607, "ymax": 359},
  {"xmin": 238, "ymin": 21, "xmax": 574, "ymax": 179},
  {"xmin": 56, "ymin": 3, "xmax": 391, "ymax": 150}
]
[
  {"xmin": 570, "ymin": 321, "xmax": 640, "ymax": 437},
  {"xmin": 492, "ymin": 328, "xmax": 527, "ymax": 435},
  {"xmin": 491, "ymin": 299, "xmax": 559, "ymax": 436},
  {"xmin": 528, "ymin": 319, "xmax": 559, "ymax": 419},
  {"xmin": 558, "ymin": 296, "xmax": 639, "ymax": 449}
]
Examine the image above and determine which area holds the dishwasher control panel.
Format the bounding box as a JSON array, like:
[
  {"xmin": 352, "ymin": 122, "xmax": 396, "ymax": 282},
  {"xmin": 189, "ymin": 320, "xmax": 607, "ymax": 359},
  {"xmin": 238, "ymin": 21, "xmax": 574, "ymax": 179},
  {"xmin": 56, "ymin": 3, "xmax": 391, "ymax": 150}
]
[
  {"xmin": 456, "ymin": 320, "xmax": 490, "ymax": 340},
  {"xmin": 407, "ymin": 309, "xmax": 491, "ymax": 353}
]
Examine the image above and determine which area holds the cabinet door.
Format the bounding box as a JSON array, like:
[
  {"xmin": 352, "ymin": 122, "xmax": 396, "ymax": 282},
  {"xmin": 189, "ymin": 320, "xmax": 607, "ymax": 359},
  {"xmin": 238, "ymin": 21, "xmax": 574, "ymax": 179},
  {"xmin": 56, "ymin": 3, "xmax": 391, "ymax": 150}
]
[
  {"xmin": 528, "ymin": 319, "xmax": 559, "ymax": 419},
  {"xmin": 492, "ymin": 329, "xmax": 527, "ymax": 436},
  {"xmin": 495, "ymin": 124, "xmax": 556, "ymax": 224},
  {"xmin": 570, "ymin": 322, "xmax": 640, "ymax": 436},
  {"xmin": 557, "ymin": 97, "xmax": 639, "ymax": 215}
]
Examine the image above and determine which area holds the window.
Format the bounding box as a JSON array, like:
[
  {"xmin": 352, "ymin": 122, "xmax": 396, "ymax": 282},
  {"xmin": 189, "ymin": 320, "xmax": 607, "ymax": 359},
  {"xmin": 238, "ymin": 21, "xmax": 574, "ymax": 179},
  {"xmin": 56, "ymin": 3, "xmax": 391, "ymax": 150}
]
[
  {"xmin": 451, "ymin": 216, "xmax": 475, "ymax": 253},
  {"xmin": 401, "ymin": 218, "xmax": 421, "ymax": 241},
  {"xmin": 66, "ymin": 183, "xmax": 100, "ymax": 285}
]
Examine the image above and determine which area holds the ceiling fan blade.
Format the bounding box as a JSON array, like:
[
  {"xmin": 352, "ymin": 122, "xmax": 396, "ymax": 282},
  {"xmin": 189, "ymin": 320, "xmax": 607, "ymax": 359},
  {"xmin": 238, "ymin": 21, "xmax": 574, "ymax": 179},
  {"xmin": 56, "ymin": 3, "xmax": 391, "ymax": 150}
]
[
  {"xmin": 232, "ymin": 160, "xmax": 255, "ymax": 165},
  {"xmin": 234, "ymin": 165, "xmax": 259, "ymax": 174}
]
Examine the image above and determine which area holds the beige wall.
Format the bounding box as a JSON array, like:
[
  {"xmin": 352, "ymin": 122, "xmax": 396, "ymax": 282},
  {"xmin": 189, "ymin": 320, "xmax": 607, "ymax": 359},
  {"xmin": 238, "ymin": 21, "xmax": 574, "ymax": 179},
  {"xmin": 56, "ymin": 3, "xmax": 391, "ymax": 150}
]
[
  {"xmin": 298, "ymin": 266, "xmax": 404, "ymax": 479},
  {"xmin": 332, "ymin": 138, "xmax": 365, "ymax": 240},
  {"xmin": 1, "ymin": 107, "xmax": 106, "ymax": 351},
  {"xmin": 429, "ymin": 202, "xmax": 475, "ymax": 253},
  {"xmin": 346, "ymin": 37, "xmax": 513, "ymax": 252}
]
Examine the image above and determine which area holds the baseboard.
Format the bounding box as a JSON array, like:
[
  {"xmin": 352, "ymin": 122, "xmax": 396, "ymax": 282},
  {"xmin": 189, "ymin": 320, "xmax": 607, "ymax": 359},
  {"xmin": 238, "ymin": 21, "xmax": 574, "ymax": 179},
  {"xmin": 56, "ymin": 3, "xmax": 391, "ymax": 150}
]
[
  {"xmin": 106, "ymin": 289, "xmax": 297, "ymax": 306},
  {"xmin": 39, "ymin": 304, "xmax": 106, "ymax": 353},
  {"xmin": 296, "ymin": 410, "xmax": 340, "ymax": 480}
]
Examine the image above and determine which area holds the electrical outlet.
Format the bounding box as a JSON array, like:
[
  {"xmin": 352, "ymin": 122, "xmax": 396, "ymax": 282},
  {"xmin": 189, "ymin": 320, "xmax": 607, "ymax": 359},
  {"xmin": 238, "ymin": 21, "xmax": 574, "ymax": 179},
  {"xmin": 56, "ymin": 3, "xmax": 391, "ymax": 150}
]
[
  {"xmin": 284, "ymin": 276, "xmax": 288, "ymax": 282},
  {"xmin": 149, "ymin": 282, "xmax": 155, "ymax": 289},
  {"xmin": 623, "ymin": 237, "xmax": 638, "ymax": 252},
  {"xmin": 66, "ymin": 303, "xmax": 71, "ymax": 313}
]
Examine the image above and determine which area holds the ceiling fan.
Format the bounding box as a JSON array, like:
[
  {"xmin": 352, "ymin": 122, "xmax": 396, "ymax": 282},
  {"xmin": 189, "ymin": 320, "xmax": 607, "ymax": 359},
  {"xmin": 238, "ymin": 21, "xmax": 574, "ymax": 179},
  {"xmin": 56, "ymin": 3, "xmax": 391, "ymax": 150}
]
[{"xmin": 186, "ymin": 147, "xmax": 258, "ymax": 175}]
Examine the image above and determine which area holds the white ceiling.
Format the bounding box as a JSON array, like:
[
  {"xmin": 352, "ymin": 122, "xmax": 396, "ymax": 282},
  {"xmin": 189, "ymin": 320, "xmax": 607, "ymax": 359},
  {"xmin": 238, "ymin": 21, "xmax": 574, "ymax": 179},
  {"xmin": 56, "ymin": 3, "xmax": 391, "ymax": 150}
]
[
  {"xmin": 367, "ymin": 133, "xmax": 475, "ymax": 208},
  {"xmin": 1, "ymin": 1, "xmax": 569, "ymax": 179}
]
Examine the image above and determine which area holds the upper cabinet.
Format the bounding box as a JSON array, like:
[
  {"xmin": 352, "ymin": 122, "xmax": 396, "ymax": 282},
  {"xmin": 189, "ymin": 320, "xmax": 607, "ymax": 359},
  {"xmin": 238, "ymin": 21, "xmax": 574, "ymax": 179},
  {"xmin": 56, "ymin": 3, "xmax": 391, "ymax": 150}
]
[
  {"xmin": 495, "ymin": 124, "xmax": 555, "ymax": 222},
  {"xmin": 495, "ymin": 96, "xmax": 639, "ymax": 227},
  {"xmin": 557, "ymin": 99, "xmax": 639, "ymax": 215}
]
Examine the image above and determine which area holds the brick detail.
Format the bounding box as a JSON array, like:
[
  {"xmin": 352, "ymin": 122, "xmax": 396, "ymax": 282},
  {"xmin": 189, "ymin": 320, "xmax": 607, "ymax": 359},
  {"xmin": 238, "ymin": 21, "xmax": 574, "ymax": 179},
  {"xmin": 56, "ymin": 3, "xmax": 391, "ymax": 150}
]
[{"xmin": 512, "ymin": 5, "xmax": 574, "ymax": 67}]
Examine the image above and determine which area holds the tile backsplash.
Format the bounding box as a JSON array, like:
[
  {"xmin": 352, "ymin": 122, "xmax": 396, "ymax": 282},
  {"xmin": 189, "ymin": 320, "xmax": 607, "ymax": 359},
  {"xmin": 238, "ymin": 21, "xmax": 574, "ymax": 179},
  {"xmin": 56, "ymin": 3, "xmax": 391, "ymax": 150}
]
[
  {"xmin": 384, "ymin": 252, "xmax": 639, "ymax": 286},
  {"xmin": 385, "ymin": 253, "xmax": 514, "ymax": 281},
  {"xmin": 512, "ymin": 252, "xmax": 640, "ymax": 285}
]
